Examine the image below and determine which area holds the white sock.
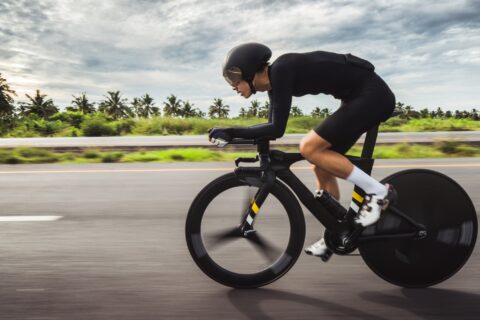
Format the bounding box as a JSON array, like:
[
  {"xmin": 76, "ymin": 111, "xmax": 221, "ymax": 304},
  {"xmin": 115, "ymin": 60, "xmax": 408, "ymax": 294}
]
[{"xmin": 346, "ymin": 166, "xmax": 387, "ymax": 196}]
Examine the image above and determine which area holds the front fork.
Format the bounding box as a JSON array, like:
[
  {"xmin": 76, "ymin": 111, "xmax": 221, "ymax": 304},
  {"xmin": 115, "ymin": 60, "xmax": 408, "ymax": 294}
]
[{"xmin": 235, "ymin": 168, "xmax": 276, "ymax": 237}]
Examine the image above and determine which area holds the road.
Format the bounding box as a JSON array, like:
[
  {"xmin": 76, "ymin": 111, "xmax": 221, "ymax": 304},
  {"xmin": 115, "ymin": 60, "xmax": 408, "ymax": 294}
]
[
  {"xmin": 1, "ymin": 131, "xmax": 480, "ymax": 149},
  {"xmin": 0, "ymin": 158, "xmax": 479, "ymax": 319}
]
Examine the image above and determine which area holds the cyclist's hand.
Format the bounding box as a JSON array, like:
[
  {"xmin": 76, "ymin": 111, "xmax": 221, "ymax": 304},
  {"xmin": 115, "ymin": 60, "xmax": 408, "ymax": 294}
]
[{"xmin": 208, "ymin": 128, "xmax": 232, "ymax": 147}]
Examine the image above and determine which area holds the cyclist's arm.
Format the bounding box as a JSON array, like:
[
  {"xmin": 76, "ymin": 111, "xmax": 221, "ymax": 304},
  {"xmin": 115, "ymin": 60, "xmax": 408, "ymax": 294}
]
[
  {"xmin": 230, "ymin": 73, "xmax": 293, "ymax": 139},
  {"xmin": 230, "ymin": 94, "xmax": 291, "ymax": 139}
]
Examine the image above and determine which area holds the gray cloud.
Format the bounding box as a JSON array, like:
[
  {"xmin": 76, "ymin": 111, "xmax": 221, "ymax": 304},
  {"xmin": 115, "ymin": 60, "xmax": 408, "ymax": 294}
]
[{"xmin": 0, "ymin": 0, "xmax": 479, "ymax": 114}]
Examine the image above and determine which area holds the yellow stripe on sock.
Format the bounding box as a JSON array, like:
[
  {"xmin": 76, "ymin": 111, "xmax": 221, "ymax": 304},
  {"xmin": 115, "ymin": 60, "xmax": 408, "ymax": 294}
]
[
  {"xmin": 251, "ymin": 202, "xmax": 260, "ymax": 214},
  {"xmin": 352, "ymin": 191, "xmax": 364, "ymax": 204}
]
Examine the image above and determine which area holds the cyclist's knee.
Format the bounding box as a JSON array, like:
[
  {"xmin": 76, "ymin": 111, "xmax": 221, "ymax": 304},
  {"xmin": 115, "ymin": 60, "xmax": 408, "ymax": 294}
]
[{"xmin": 299, "ymin": 133, "xmax": 329, "ymax": 159}]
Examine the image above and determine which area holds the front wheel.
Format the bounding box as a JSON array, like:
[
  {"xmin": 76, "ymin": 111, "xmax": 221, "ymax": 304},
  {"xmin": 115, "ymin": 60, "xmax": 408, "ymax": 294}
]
[
  {"xmin": 185, "ymin": 173, "xmax": 306, "ymax": 289},
  {"xmin": 359, "ymin": 169, "xmax": 477, "ymax": 288}
]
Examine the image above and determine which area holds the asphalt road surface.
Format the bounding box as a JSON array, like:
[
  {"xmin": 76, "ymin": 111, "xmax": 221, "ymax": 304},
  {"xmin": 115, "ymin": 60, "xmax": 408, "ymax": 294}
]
[{"xmin": 0, "ymin": 158, "xmax": 479, "ymax": 319}]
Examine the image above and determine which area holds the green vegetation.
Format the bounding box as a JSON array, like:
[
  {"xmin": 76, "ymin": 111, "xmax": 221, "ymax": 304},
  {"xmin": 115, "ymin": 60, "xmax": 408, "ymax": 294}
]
[
  {"xmin": 0, "ymin": 142, "xmax": 479, "ymax": 165},
  {"xmin": 1, "ymin": 114, "xmax": 479, "ymax": 138},
  {"xmin": 0, "ymin": 73, "xmax": 478, "ymax": 137}
]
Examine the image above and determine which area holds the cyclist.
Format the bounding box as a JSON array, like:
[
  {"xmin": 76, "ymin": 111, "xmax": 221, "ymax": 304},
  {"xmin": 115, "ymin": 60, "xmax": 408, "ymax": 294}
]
[{"xmin": 209, "ymin": 43, "xmax": 397, "ymax": 258}]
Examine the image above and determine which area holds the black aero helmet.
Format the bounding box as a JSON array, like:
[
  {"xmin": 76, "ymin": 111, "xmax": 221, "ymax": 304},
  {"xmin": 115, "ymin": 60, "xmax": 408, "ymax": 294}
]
[{"xmin": 222, "ymin": 43, "xmax": 272, "ymax": 88}]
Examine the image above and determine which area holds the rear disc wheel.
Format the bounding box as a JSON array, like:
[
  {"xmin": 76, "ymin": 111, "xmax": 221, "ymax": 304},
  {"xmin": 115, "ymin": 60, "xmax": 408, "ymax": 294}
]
[{"xmin": 358, "ymin": 169, "xmax": 477, "ymax": 288}]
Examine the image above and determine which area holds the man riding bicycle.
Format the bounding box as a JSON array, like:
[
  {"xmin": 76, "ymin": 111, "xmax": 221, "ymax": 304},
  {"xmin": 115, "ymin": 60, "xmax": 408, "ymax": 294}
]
[{"xmin": 208, "ymin": 43, "xmax": 397, "ymax": 259}]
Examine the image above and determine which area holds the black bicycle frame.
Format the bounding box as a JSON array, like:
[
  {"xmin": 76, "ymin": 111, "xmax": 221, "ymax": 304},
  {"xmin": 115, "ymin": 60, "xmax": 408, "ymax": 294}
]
[{"xmin": 231, "ymin": 125, "xmax": 426, "ymax": 242}]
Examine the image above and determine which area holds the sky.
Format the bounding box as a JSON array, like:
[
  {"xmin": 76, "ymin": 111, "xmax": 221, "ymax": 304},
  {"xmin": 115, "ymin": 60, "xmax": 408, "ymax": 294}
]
[{"xmin": 0, "ymin": 0, "xmax": 479, "ymax": 116}]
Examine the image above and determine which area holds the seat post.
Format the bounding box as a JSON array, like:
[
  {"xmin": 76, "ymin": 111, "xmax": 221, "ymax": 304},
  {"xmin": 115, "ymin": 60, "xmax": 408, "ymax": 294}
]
[{"xmin": 361, "ymin": 125, "xmax": 379, "ymax": 159}]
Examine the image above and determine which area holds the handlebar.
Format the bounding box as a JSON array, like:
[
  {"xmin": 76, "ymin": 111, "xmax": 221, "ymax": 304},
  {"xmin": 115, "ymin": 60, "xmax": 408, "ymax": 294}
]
[
  {"xmin": 229, "ymin": 138, "xmax": 256, "ymax": 145},
  {"xmin": 229, "ymin": 137, "xmax": 276, "ymax": 145}
]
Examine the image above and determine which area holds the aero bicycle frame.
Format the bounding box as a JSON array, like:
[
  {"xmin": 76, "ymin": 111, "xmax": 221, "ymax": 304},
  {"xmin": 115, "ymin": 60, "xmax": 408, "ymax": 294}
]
[{"xmin": 230, "ymin": 125, "xmax": 426, "ymax": 247}]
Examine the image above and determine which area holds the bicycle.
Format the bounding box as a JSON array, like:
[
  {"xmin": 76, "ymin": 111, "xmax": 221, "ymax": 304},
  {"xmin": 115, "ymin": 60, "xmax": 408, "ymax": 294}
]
[{"xmin": 185, "ymin": 125, "xmax": 477, "ymax": 289}]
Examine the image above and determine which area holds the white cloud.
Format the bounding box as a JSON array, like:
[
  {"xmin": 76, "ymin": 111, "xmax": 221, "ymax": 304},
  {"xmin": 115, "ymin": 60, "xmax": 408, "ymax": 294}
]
[{"xmin": 0, "ymin": 0, "xmax": 479, "ymax": 115}]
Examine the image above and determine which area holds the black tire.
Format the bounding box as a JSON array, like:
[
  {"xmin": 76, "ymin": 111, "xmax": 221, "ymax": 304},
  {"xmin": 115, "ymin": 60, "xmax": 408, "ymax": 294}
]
[
  {"xmin": 185, "ymin": 172, "xmax": 305, "ymax": 289},
  {"xmin": 359, "ymin": 169, "xmax": 477, "ymax": 288}
]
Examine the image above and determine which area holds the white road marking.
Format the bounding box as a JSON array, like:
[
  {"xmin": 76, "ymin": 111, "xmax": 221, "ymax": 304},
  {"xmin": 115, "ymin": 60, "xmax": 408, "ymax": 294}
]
[
  {"xmin": 15, "ymin": 288, "xmax": 47, "ymax": 292},
  {"xmin": 0, "ymin": 216, "xmax": 63, "ymax": 222}
]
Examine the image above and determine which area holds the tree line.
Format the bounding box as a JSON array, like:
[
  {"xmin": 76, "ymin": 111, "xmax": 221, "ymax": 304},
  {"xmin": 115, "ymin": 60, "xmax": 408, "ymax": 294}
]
[{"xmin": 1, "ymin": 73, "xmax": 478, "ymax": 125}]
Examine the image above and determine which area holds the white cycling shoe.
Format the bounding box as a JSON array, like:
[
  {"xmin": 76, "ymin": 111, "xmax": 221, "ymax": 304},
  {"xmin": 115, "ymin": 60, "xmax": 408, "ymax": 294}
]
[
  {"xmin": 304, "ymin": 238, "xmax": 333, "ymax": 262},
  {"xmin": 305, "ymin": 238, "xmax": 327, "ymax": 255},
  {"xmin": 355, "ymin": 184, "xmax": 397, "ymax": 227}
]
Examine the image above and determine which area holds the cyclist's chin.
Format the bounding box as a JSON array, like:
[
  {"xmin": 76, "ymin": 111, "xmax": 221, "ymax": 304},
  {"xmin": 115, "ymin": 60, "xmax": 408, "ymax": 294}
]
[{"xmin": 243, "ymin": 92, "xmax": 252, "ymax": 99}]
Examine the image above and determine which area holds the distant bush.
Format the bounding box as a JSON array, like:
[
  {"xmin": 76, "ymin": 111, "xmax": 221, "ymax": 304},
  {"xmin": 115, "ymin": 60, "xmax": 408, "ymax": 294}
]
[
  {"xmin": 0, "ymin": 147, "xmax": 60, "ymax": 164},
  {"xmin": 50, "ymin": 111, "xmax": 85, "ymax": 128},
  {"xmin": 433, "ymin": 140, "xmax": 478, "ymax": 156},
  {"xmin": 112, "ymin": 118, "xmax": 135, "ymax": 135},
  {"xmin": 383, "ymin": 116, "xmax": 409, "ymax": 127},
  {"xmin": 2, "ymin": 113, "xmax": 480, "ymax": 138},
  {"xmin": 404, "ymin": 118, "xmax": 477, "ymax": 131},
  {"xmin": 83, "ymin": 150, "xmax": 100, "ymax": 159},
  {"xmin": 81, "ymin": 118, "xmax": 116, "ymax": 136},
  {"xmin": 101, "ymin": 152, "xmax": 123, "ymax": 163},
  {"xmin": 135, "ymin": 117, "xmax": 193, "ymax": 135},
  {"xmin": 286, "ymin": 116, "xmax": 323, "ymax": 133},
  {"xmin": 32, "ymin": 119, "xmax": 65, "ymax": 136}
]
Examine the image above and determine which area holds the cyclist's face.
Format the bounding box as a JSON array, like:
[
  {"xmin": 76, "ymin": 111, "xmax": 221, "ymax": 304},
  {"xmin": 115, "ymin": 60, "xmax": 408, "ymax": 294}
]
[{"xmin": 231, "ymin": 80, "xmax": 251, "ymax": 99}]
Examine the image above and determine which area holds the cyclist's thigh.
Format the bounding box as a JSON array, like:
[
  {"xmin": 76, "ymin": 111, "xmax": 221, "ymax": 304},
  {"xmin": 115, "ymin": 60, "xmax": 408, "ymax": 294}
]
[{"xmin": 314, "ymin": 76, "xmax": 395, "ymax": 154}]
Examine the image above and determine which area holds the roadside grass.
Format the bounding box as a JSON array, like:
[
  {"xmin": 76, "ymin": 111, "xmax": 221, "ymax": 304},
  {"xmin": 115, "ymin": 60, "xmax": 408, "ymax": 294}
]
[
  {"xmin": 125, "ymin": 116, "xmax": 480, "ymax": 135},
  {"xmin": 382, "ymin": 118, "xmax": 480, "ymax": 132},
  {"xmin": 0, "ymin": 141, "xmax": 479, "ymax": 165},
  {"xmin": 2, "ymin": 115, "xmax": 479, "ymax": 138}
]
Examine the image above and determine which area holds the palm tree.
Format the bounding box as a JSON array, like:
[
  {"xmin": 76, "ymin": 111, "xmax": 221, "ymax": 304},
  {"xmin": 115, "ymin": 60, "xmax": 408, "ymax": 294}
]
[
  {"xmin": 68, "ymin": 92, "xmax": 95, "ymax": 114},
  {"xmin": 194, "ymin": 108, "xmax": 206, "ymax": 118},
  {"xmin": 247, "ymin": 100, "xmax": 259, "ymax": 117},
  {"xmin": 132, "ymin": 94, "xmax": 159, "ymax": 118},
  {"xmin": 419, "ymin": 108, "xmax": 430, "ymax": 118},
  {"xmin": 238, "ymin": 107, "xmax": 248, "ymax": 118},
  {"xmin": 181, "ymin": 101, "xmax": 204, "ymax": 118},
  {"xmin": 0, "ymin": 73, "xmax": 17, "ymax": 121},
  {"xmin": 435, "ymin": 107, "xmax": 444, "ymax": 118},
  {"xmin": 208, "ymin": 98, "xmax": 230, "ymax": 118},
  {"xmin": 141, "ymin": 94, "xmax": 159, "ymax": 117},
  {"xmin": 98, "ymin": 91, "xmax": 132, "ymax": 120},
  {"xmin": 394, "ymin": 102, "xmax": 405, "ymax": 118},
  {"xmin": 320, "ymin": 108, "xmax": 331, "ymax": 118},
  {"xmin": 163, "ymin": 94, "xmax": 182, "ymax": 117},
  {"xmin": 181, "ymin": 101, "xmax": 197, "ymax": 118},
  {"xmin": 470, "ymin": 108, "xmax": 479, "ymax": 120},
  {"xmin": 258, "ymin": 101, "xmax": 270, "ymax": 118},
  {"xmin": 404, "ymin": 105, "xmax": 414, "ymax": 120},
  {"xmin": 311, "ymin": 107, "xmax": 322, "ymax": 117},
  {"xmin": 290, "ymin": 106, "xmax": 303, "ymax": 117},
  {"xmin": 19, "ymin": 90, "xmax": 59, "ymax": 119},
  {"xmin": 131, "ymin": 97, "xmax": 143, "ymax": 117},
  {"xmin": 311, "ymin": 107, "xmax": 331, "ymax": 118}
]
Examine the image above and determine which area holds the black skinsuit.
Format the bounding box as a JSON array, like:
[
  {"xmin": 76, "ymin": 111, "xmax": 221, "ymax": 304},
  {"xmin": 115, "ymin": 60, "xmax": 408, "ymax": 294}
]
[{"xmin": 230, "ymin": 51, "xmax": 395, "ymax": 154}]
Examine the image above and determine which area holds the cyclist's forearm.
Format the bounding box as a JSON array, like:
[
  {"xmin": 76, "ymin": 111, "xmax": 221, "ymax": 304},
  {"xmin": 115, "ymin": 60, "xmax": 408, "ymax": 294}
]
[{"xmin": 231, "ymin": 123, "xmax": 284, "ymax": 139}]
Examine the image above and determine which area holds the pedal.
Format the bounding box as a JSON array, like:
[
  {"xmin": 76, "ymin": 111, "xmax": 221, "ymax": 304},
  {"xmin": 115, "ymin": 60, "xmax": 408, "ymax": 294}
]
[
  {"xmin": 380, "ymin": 184, "xmax": 398, "ymax": 210},
  {"xmin": 320, "ymin": 249, "xmax": 333, "ymax": 262},
  {"xmin": 304, "ymin": 247, "xmax": 333, "ymax": 262}
]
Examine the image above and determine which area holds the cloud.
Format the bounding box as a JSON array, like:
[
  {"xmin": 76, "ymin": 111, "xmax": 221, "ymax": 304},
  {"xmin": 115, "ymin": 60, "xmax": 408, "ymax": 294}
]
[{"xmin": 0, "ymin": 0, "xmax": 479, "ymax": 115}]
